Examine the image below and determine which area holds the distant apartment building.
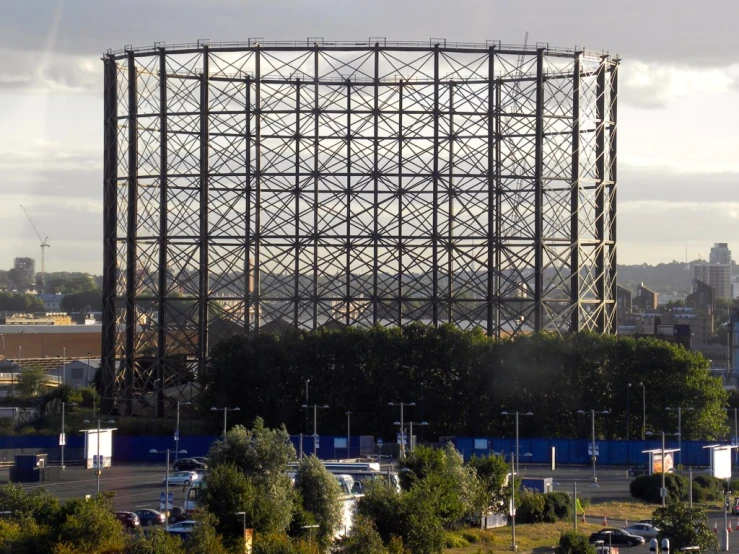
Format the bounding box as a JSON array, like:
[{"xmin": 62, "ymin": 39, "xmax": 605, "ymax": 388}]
[
  {"xmin": 710, "ymin": 242, "xmax": 732, "ymax": 265},
  {"xmin": 693, "ymin": 263, "xmax": 732, "ymax": 299},
  {"xmin": 13, "ymin": 257, "xmax": 35, "ymax": 283},
  {"xmin": 632, "ymin": 283, "xmax": 658, "ymax": 312}
]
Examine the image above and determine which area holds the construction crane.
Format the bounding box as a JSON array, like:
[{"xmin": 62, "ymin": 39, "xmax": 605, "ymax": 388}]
[{"xmin": 19, "ymin": 205, "xmax": 50, "ymax": 287}]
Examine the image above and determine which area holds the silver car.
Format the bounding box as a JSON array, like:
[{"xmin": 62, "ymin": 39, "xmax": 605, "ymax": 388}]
[
  {"xmin": 623, "ymin": 523, "xmax": 660, "ymax": 538},
  {"xmin": 162, "ymin": 471, "xmax": 200, "ymax": 486}
]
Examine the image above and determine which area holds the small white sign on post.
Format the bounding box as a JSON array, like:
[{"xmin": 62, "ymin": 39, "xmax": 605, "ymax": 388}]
[
  {"xmin": 159, "ymin": 492, "xmax": 174, "ymax": 511},
  {"xmin": 59, "ymin": 433, "xmax": 66, "ymax": 447}
]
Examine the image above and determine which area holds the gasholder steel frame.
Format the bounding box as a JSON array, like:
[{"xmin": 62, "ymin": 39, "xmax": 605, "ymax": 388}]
[{"xmin": 101, "ymin": 38, "xmax": 619, "ymax": 414}]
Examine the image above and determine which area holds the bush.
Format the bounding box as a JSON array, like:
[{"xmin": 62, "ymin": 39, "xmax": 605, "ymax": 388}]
[
  {"xmin": 555, "ymin": 530, "xmax": 596, "ymax": 554},
  {"xmin": 691, "ymin": 475, "xmax": 724, "ymax": 502},
  {"xmin": 516, "ymin": 489, "xmax": 546, "ymax": 523},
  {"xmin": 630, "ymin": 473, "xmax": 688, "ymax": 504},
  {"xmin": 543, "ymin": 492, "xmax": 572, "ymax": 522}
]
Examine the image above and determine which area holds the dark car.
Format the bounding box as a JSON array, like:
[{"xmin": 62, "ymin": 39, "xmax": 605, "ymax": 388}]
[
  {"xmin": 115, "ymin": 511, "xmax": 140, "ymax": 530},
  {"xmin": 172, "ymin": 458, "xmax": 207, "ymax": 471},
  {"xmin": 589, "ymin": 529, "xmax": 645, "ymax": 547},
  {"xmin": 628, "ymin": 466, "xmax": 648, "ymax": 477},
  {"xmin": 168, "ymin": 506, "xmax": 188, "ymax": 524},
  {"xmin": 134, "ymin": 509, "xmax": 165, "ymax": 526}
]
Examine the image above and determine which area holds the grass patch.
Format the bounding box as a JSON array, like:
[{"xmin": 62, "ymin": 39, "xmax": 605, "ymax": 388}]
[{"xmin": 444, "ymin": 501, "xmax": 662, "ymax": 553}]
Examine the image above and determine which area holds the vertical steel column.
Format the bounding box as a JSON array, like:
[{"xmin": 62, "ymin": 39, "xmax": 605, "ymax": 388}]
[
  {"xmin": 198, "ymin": 47, "xmax": 210, "ymax": 374},
  {"xmin": 244, "ymin": 76, "xmax": 252, "ymax": 332},
  {"xmin": 607, "ymin": 61, "xmax": 619, "ymax": 332},
  {"xmin": 494, "ymin": 78, "xmax": 502, "ymax": 337},
  {"xmin": 397, "ymin": 80, "xmax": 404, "ymax": 324},
  {"xmin": 372, "ymin": 45, "xmax": 379, "ymax": 325},
  {"xmin": 594, "ymin": 56, "xmax": 607, "ymax": 333},
  {"xmin": 447, "ymin": 82, "xmax": 455, "ymax": 324},
  {"xmin": 486, "ymin": 50, "xmax": 495, "ymax": 336},
  {"xmin": 313, "ymin": 49, "xmax": 319, "ymax": 329},
  {"xmin": 432, "ymin": 45, "xmax": 440, "ymax": 326},
  {"xmin": 570, "ymin": 53, "xmax": 581, "ymax": 332},
  {"xmin": 101, "ymin": 55, "xmax": 118, "ymax": 413},
  {"xmin": 294, "ymin": 78, "xmax": 302, "ymax": 326},
  {"xmin": 345, "ymin": 78, "xmax": 352, "ymax": 326},
  {"xmin": 533, "ymin": 49, "xmax": 545, "ymax": 331},
  {"xmin": 125, "ymin": 51, "xmax": 138, "ymax": 416},
  {"xmin": 254, "ymin": 47, "xmax": 262, "ymax": 331},
  {"xmin": 156, "ymin": 48, "xmax": 167, "ymax": 418}
]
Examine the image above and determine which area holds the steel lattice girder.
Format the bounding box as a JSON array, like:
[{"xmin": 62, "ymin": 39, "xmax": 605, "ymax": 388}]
[{"xmin": 101, "ymin": 39, "xmax": 619, "ymax": 414}]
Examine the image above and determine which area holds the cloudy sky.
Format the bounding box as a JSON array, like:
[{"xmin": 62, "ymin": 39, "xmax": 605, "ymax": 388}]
[{"xmin": 1, "ymin": 0, "xmax": 737, "ymax": 274}]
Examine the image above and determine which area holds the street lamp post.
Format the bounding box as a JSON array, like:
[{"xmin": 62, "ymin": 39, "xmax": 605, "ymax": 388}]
[
  {"xmin": 60, "ymin": 401, "xmax": 77, "ymax": 470},
  {"xmin": 501, "ymin": 411, "xmax": 533, "ymax": 477},
  {"xmin": 153, "ymin": 378, "xmax": 161, "ymax": 419},
  {"xmin": 301, "ymin": 404, "xmax": 329, "ymax": 455},
  {"xmin": 577, "ymin": 409, "xmax": 610, "ymax": 483},
  {"xmin": 666, "ymin": 406, "xmax": 694, "ymax": 469},
  {"xmin": 62, "ymin": 347, "xmax": 66, "ymax": 387},
  {"xmin": 388, "ymin": 401, "xmax": 415, "ymax": 458},
  {"xmin": 149, "ymin": 448, "xmax": 187, "ymax": 531},
  {"xmin": 626, "ymin": 383, "xmax": 632, "ymax": 440},
  {"xmin": 345, "ymin": 411, "xmax": 351, "ymax": 458},
  {"xmin": 210, "ymin": 406, "xmax": 241, "ymax": 440},
  {"xmin": 86, "ymin": 351, "xmax": 91, "ymax": 386},
  {"xmin": 304, "ymin": 379, "xmax": 310, "ymax": 435},
  {"xmin": 235, "ymin": 512, "xmax": 248, "ymax": 553},
  {"xmin": 394, "ymin": 421, "xmax": 428, "ymax": 453},
  {"xmin": 640, "ymin": 382, "xmax": 646, "ymax": 440},
  {"xmin": 510, "ymin": 450, "xmax": 517, "ymax": 551},
  {"xmin": 175, "ymin": 401, "xmax": 192, "ymax": 462}
]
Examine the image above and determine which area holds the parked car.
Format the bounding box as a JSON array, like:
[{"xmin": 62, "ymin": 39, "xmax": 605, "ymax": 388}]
[
  {"xmin": 731, "ymin": 497, "xmax": 739, "ymax": 515},
  {"xmin": 622, "ymin": 522, "xmax": 660, "ymax": 538},
  {"xmin": 115, "ymin": 511, "xmax": 140, "ymax": 530},
  {"xmin": 628, "ymin": 466, "xmax": 648, "ymax": 477},
  {"xmin": 163, "ymin": 471, "xmax": 200, "ymax": 486},
  {"xmin": 168, "ymin": 506, "xmax": 188, "ymax": 524},
  {"xmin": 134, "ymin": 509, "xmax": 165, "ymax": 526},
  {"xmin": 166, "ymin": 520, "xmax": 198, "ymax": 539},
  {"xmin": 172, "ymin": 458, "xmax": 207, "ymax": 472},
  {"xmin": 589, "ymin": 529, "xmax": 645, "ymax": 547}
]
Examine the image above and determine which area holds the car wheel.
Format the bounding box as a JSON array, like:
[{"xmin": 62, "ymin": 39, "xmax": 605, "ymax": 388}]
[
  {"xmin": 184, "ymin": 480, "xmax": 190, "ymax": 486},
  {"xmin": 627, "ymin": 539, "xmax": 634, "ymax": 547}
]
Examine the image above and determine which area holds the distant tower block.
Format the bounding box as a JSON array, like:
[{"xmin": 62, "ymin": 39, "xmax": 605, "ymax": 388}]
[{"xmin": 101, "ymin": 39, "xmax": 619, "ymax": 413}]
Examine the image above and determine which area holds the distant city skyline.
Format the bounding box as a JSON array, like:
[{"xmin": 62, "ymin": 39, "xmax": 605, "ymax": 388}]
[{"xmin": 1, "ymin": 0, "xmax": 737, "ymax": 273}]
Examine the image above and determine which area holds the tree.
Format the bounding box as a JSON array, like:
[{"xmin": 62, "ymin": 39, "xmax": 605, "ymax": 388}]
[
  {"xmin": 200, "ymin": 463, "xmax": 256, "ymax": 539},
  {"xmin": 185, "ymin": 511, "xmax": 230, "ymax": 554},
  {"xmin": 0, "ymin": 484, "xmax": 59, "ymax": 525},
  {"xmin": 16, "ymin": 365, "xmax": 48, "ymax": 398},
  {"xmin": 60, "ymin": 291, "xmax": 102, "ymax": 313},
  {"xmin": 295, "ymin": 456, "xmax": 343, "ymax": 548},
  {"xmin": 467, "ymin": 453, "xmax": 510, "ymax": 513},
  {"xmin": 555, "ymin": 530, "xmax": 596, "ymax": 554},
  {"xmin": 45, "ymin": 273, "xmax": 98, "ymax": 295},
  {"xmin": 336, "ymin": 515, "xmax": 386, "ymax": 554},
  {"xmin": 0, "ymin": 292, "xmax": 43, "ymax": 312},
  {"xmin": 54, "ymin": 495, "xmax": 126, "ymax": 553},
  {"xmin": 652, "ymin": 502, "xmax": 717, "ymax": 552},
  {"xmin": 125, "ymin": 528, "xmax": 185, "ymax": 554}
]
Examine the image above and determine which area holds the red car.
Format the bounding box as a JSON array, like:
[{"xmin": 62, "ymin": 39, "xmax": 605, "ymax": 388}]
[{"xmin": 115, "ymin": 511, "xmax": 140, "ymax": 530}]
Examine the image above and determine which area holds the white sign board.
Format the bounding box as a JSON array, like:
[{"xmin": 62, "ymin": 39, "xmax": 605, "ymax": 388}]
[
  {"xmin": 83, "ymin": 428, "xmax": 117, "ymax": 469},
  {"xmin": 334, "ymin": 437, "xmax": 347, "ymax": 449},
  {"xmin": 474, "ymin": 439, "xmax": 488, "ymax": 450},
  {"xmin": 712, "ymin": 446, "xmax": 732, "ymax": 480}
]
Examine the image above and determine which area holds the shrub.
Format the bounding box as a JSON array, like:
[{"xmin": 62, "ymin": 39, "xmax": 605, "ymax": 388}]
[
  {"xmin": 516, "ymin": 489, "xmax": 546, "ymax": 523},
  {"xmin": 543, "ymin": 492, "xmax": 572, "ymax": 522},
  {"xmin": 555, "ymin": 530, "xmax": 596, "ymax": 554},
  {"xmin": 691, "ymin": 475, "xmax": 724, "ymax": 502},
  {"xmin": 630, "ymin": 473, "xmax": 688, "ymax": 504}
]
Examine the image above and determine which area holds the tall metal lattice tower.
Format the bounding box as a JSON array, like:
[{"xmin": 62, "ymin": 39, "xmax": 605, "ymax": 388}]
[{"xmin": 102, "ymin": 39, "xmax": 619, "ymax": 414}]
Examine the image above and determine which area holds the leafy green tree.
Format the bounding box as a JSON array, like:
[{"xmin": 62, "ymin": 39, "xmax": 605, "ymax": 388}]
[
  {"xmin": 125, "ymin": 527, "xmax": 185, "ymax": 554},
  {"xmin": 60, "ymin": 290, "xmax": 102, "ymax": 313},
  {"xmin": 336, "ymin": 515, "xmax": 386, "ymax": 554},
  {"xmin": 208, "ymin": 418, "xmax": 296, "ymax": 480},
  {"xmin": 555, "ymin": 530, "xmax": 596, "ymax": 554},
  {"xmin": 652, "ymin": 502, "xmax": 717, "ymax": 552},
  {"xmin": 54, "ymin": 495, "xmax": 125, "ymax": 553},
  {"xmin": 0, "ymin": 292, "xmax": 43, "ymax": 312},
  {"xmin": 46, "ymin": 273, "xmax": 98, "ymax": 295},
  {"xmin": 295, "ymin": 456, "xmax": 343, "ymax": 548},
  {"xmin": 200, "ymin": 463, "xmax": 256, "ymax": 538},
  {"xmin": 0, "ymin": 484, "xmax": 59, "ymax": 525},
  {"xmin": 467, "ymin": 453, "xmax": 509, "ymax": 513},
  {"xmin": 16, "ymin": 365, "xmax": 48, "ymax": 398},
  {"xmin": 185, "ymin": 511, "xmax": 229, "ymax": 554}
]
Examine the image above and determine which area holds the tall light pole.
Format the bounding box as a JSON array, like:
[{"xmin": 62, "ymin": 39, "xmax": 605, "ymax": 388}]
[
  {"xmin": 62, "ymin": 347, "xmax": 66, "ymax": 387},
  {"xmin": 86, "ymin": 351, "xmax": 92, "ymax": 386},
  {"xmin": 304, "ymin": 379, "xmax": 310, "ymax": 435},
  {"xmin": 211, "ymin": 406, "xmax": 240, "ymax": 440},
  {"xmin": 60, "ymin": 401, "xmax": 77, "ymax": 470},
  {"xmin": 345, "ymin": 411, "xmax": 351, "ymax": 458},
  {"xmin": 153, "ymin": 378, "xmax": 161, "ymax": 419},
  {"xmin": 395, "ymin": 421, "xmax": 428, "ymax": 453},
  {"xmin": 175, "ymin": 401, "xmax": 192, "ymax": 461},
  {"xmin": 150, "ymin": 448, "xmax": 187, "ymax": 531},
  {"xmin": 510, "ymin": 450, "xmax": 517, "ymax": 551},
  {"xmin": 626, "ymin": 383, "xmax": 632, "ymax": 440},
  {"xmin": 640, "ymin": 382, "xmax": 646, "ymax": 440},
  {"xmin": 501, "ymin": 411, "xmax": 533, "ymax": 477},
  {"xmin": 666, "ymin": 406, "xmax": 694, "ymax": 469},
  {"xmin": 301, "ymin": 404, "xmax": 329, "ymax": 455},
  {"xmin": 577, "ymin": 409, "xmax": 610, "ymax": 483},
  {"xmin": 388, "ymin": 401, "xmax": 415, "ymax": 458},
  {"xmin": 83, "ymin": 418, "xmax": 115, "ymax": 494}
]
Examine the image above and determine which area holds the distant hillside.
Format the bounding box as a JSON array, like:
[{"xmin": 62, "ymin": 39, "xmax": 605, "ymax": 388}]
[{"xmin": 617, "ymin": 259, "xmax": 735, "ymax": 295}]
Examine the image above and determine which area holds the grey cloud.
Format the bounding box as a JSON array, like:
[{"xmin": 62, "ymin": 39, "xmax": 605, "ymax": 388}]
[
  {"xmin": 0, "ymin": 48, "xmax": 98, "ymax": 94},
  {"xmin": 619, "ymin": 168, "xmax": 739, "ymax": 203},
  {"xmin": 0, "ymin": 0, "xmax": 736, "ymax": 67}
]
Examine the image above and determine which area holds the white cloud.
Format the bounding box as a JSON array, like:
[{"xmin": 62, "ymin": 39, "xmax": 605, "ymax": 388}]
[{"xmin": 0, "ymin": 48, "xmax": 99, "ymax": 94}]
